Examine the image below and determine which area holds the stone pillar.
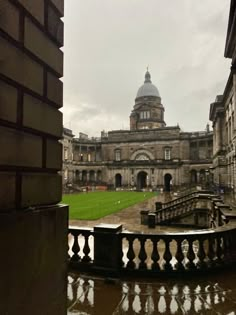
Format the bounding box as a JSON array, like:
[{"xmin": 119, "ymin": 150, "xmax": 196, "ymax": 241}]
[
  {"xmin": 197, "ymin": 171, "xmax": 200, "ymax": 184},
  {"xmin": 93, "ymin": 224, "xmax": 122, "ymax": 273},
  {"xmin": 94, "ymin": 171, "xmax": 97, "ymax": 182},
  {"xmin": 0, "ymin": 1, "xmax": 67, "ymax": 314}
]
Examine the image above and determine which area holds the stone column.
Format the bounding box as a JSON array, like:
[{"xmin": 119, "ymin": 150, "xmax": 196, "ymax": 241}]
[
  {"xmin": 0, "ymin": 1, "xmax": 67, "ymax": 314},
  {"xmin": 197, "ymin": 171, "xmax": 200, "ymax": 184}
]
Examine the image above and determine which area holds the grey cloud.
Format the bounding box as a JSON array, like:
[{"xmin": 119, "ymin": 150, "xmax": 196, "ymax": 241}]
[{"xmin": 63, "ymin": 0, "xmax": 231, "ymax": 137}]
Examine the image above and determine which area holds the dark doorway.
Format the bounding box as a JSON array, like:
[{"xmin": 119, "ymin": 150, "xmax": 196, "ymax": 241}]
[
  {"xmin": 89, "ymin": 170, "xmax": 95, "ymax": 182},
  {"xmin": 97, "ymin": 170, "xmax": 102, "ymax": 183},
  {"xmin": 164, "ymin": 173, "xmax": 172, "ymax": 191},
  {"xmin": 82, "ymin": 170, "xmax": 87, "ymax": 183},
  {"xmin": 190, "ymin": 170, "xmax": 197, "ymax": 184},
  {"xmin": 137, "ymin": 171, "xmax": 147, "ymax": 189},
  {"xmin": 115, "ymin": 174, "xmax": 122, "ymax": 187},
  {"xmin": 75, "ymin": 170, "xmax": 80, "ymax": 182},
  {"xmin": 199, "ymin": 169, "xmax": 206, "ymax": 184}
]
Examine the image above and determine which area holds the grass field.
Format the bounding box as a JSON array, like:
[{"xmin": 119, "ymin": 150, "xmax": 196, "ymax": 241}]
[{"xmin": 62, "ymin": 191, "xmax": 156, "ymax": 220}]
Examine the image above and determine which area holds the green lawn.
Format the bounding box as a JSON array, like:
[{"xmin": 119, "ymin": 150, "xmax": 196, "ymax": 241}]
[{"xmin": 62, "ymin": 191, "xmax": 156, "ymax": 220}]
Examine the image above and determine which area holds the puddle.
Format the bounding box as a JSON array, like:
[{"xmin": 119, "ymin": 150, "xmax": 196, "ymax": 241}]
[{"xmin": 67, "ymin": 270, "xmax": 236, "ymax": 314}]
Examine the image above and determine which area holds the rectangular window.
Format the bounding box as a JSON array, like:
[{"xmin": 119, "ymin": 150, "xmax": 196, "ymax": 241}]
[
  {"xmin": 115, "ymin": 150, "xmax": 121, "ymax": 161},
  {"xmin": 64, "ymin": 148, "xmax": 68, "ymax": 160},
  {"xmin": 164, "ymin": 148, "xmax": 171, "ymax": 160},
  {"xmin": 140, "ymin": 111, "xmax": 150, "ymax": 119}
]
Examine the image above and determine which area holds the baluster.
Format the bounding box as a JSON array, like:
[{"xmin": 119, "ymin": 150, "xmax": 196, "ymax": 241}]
[
  {"xmin": 222, "ymin": 234, "xmax": 231, "ymax": 262},
  {"xmin": 215, "ymin": 235, "xmax": 223, "ymax": 265},
  {"xmin": 207, "ymin": 236, "xmax": 216, "ymax": 268},
  {"xmin": 151, "ymin": 237, "xmax": 160, "ymax": 271},
  {"xmin": 230, "ymin": 230, "xmax": 236, "ymax": 261},
  {"xmin": 138, "ymin": 238, "xmax": 147, "ymax": 270},
  {"xmin": 175, "ymin": 238, "xmax": 185, "ymax": 271},
  {"xmin": 186, "ymin": 238, "xmax": 196, "ymax": 270},
  {"xmin": 167, "ymin": 210, "xmax": 171, "ymax": 221},
  {"xmin": 82, "ymin": 232, "xmax": 91, "ymax": 263},
  {"xmin": 139, "ymin": 285, "xmax": 146, "ymax": 312},
  {"xmin": 71, "ymin": 232, "xmax": 81, "ymax": 262},
  {"xmin": 156, "ymin": 211, "xmax": 160, "ymax": 224},
  {"xmin": 197, "ymin": 238, "xmax": 207, "ymax": 269},
  {"xmin": 126, "ymin": 237, "xmax": 135, "ymax": 269},
  {"xmin": 160, "ymin": 211, "xmax": 163, "ymax": 223},
  {"xmin": 163, "ymin": 209, "xmax": 166, "ymax": 221},
  {"xmin": 68, "ymin": 234, "xmax": 71, "ymax": 259},
  {"xmin": 163, "ymin": 238, "xmax": 173, "ymax": 271}
]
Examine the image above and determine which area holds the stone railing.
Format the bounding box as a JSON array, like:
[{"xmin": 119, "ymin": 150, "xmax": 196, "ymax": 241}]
[
  {"xmin": 156, "ymin": 190, "xmax": 213, "ymax": 210},
  {"xmin": 152, "ymin": 192, "xmax": 221, "ymax": 228},
  {"xmin": 68, "ymin": 223, "xmax": 236, "ymax": 276}
]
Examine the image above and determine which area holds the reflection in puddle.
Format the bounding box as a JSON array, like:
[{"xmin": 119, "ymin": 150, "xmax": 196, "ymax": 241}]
[{"xmin": 67, "ymin": 272, "xmax": 236, "ymax": 314}]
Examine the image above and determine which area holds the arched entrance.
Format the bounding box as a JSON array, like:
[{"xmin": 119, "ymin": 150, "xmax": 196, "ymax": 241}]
[
  {"xmin": 82, "ymin": 170, "xmax": 87, "ymax": 183},
  {"xmin": 89, "ymin": 170, "xmax": 95, "ymax": 182},
  {"xmin": 164, "ymin": 173, "xmax": 172, "ymax": 192},
  {"xmin": 199, "ymin": 169, "xmax": 206, "ymax": 184},
  {"xmin": 137, "ymin": 171, "xmax": 148, "ymax": 189},
  {"xmin": 97, "ymin": 170, "xmax": 102, "ymax": 183},
  {"xmin": 115, "ymin": 174, "xmax": 122, "ymax": 188}
]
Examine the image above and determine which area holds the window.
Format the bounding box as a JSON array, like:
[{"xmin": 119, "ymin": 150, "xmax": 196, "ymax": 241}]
[
  {"xmin": 64, "ymin": 168, "xmax": 68, "ymax": 180},
  {"xmin": 64, "ymin": 148, "xmax": 68, "ymax": 160},
  {"xmin": 115, "ymin": 149, "xmax": 121, "ymax": 161},
  {"xmin": 140, "ymin": 111, "xmax": 150, "ymax": 119},
  {"xmin": 164, "ymin": 148, "xmax": 171, "ymax": 160}
]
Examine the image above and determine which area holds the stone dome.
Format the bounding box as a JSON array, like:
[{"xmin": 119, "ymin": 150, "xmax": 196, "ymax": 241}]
[{"xmin": 136, "ymin": 70, "xmax": 160, "ymax": 98}]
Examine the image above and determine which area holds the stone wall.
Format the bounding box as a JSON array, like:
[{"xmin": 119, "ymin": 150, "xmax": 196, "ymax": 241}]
[{"xmin": 0, "ymin": 1, "xmax": 67, "ymax": 314}]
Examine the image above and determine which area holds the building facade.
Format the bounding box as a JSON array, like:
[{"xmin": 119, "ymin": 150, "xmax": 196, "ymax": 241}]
[
  {"xmin": 209, "ymin": 0, "xmax": 236, "ymax": 195},
  {"xmin": 63, "ymin": 70, "xmax": 213, "ymax": 191}
]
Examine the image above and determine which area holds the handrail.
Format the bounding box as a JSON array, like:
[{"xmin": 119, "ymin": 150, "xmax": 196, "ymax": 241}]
[
  {"xmin": 155, "ymin": 193, "xmax": 216, "ymax": 226},
  {"xmin": 68, "ymin": 223, "xmax": 236, "ymax": 275}
]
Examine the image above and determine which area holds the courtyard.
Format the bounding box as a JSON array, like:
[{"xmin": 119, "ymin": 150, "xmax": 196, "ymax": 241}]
[{"xmin": 67, "ymin": 192, "xmax": 236, "ymax": 314}]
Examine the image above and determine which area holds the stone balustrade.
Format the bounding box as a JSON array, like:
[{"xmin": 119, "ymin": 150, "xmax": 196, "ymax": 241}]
[
  {"xmin": 68, "ymin": 223, "xmax": 236, "ymax": 276},
  {"xmin": 154, "ymin": 192, "xmax": 220, "ymax": 227}
]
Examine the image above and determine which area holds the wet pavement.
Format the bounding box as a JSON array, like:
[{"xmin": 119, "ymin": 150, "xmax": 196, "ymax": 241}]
[
  {"xmin": 69, "ymin": 193, "xmax": 184, "ymax": 234},
  {"xmin": 67, "ymin": 270, "xmax": 236, "ymax": 314}
]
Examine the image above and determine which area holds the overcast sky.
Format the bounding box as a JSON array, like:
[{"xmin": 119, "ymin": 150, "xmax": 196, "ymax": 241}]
[{"xmin": 62, "ymin": 0, "xmax": 231, "ymax": 137}]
